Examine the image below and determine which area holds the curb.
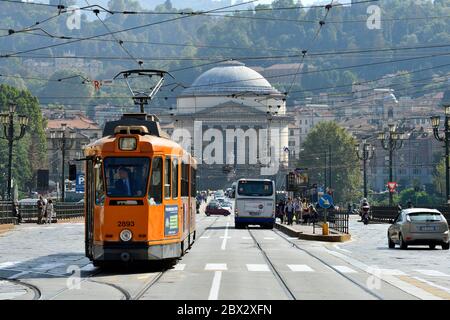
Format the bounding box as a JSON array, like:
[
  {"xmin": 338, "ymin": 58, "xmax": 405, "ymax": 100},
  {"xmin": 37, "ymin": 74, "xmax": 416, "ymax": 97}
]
[
  {"xmin": 0, "ymin": 224, "xmax": 15, "ymax": 235},
  {"xmin": 275, "ymin": 223, "xmax": 351, "ymax": 243}
]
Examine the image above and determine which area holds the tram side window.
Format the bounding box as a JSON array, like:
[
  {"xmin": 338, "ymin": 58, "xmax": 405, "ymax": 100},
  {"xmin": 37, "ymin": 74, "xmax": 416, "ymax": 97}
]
[
  {"xmin": 164, "ymin": 157, "xmax": 171, "ymax": 199},
  {"xmin": 172, "ymin": 158, "xmax": 178, "ymax": 199},
  {"xmin": 191, "ymin": 167, "xmax": 197, "ymax": 197},
  {"xmin": 95, "ymin": 162, "xmax": 105, "ymax": 206},
  {"xmin": 148, "ymin": 157, "xmax": 162, "ymax": 205},
  {"xmin": 181, "ymin": 162, "xmax": 189, "ymax": 197}
]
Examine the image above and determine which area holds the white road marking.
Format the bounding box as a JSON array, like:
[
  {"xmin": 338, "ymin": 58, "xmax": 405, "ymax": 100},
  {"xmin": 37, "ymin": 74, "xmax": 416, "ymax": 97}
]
[
  {"xmin": 412, "ymin": 277, "xmax": 450, "ymax": 294},
  {"xmin": 205, "ymin": 263, "xmax": 227, "ymax": 271},
  {"xmin": 221, "ymin": 222, "xmax": 230, "ymax": 250},
  {"xmin": 242, "ymin": 237, "xmax": 252, "ymax": 240},
  {"xmin": 8, "ymin": 271, "xmax": 30, "ymax": 279},
  {"xmin": 324, "ymin": 248, "xmax": 441, "ymax": 300},
  {"xmin": 173, "ymin": 264, "xmax": 186, "ymax": 271},
  {"xmin": 246, "ymin": 264, "xmax": 270, "ymax": 272},
  {"xmin": 0, "ymin": 261, "xmax": 20, "ymax": 269},
  {"xmin": 333, "ymin": 265, "xmax": 357, "ymax": 274},
  {"xmin": 264, "ymin": 237, "xmax": 276, "ymax": 240},
  {"xmin": 80, "ymin": 264, "xmax": 97, "ymax": 272},
  {"xmin": 287, "ymin": 264, "xmax": 315, "ymax": 272},
  {"xmin": 415, "ymin": 270, "xmax": 450, "ymax": 277},
  {"xmin": 220, "ymin": 236, "xmax": 232, "ymax": 239},
  {"xmin": 378, "ymin": 269, "xmax": 405, "ymax": 276},
  {"xmin": 200, "ymin": 236, "xmax": 210, "ymax": 239},
  {"xmin": 34, "ymin": 263, "xmax": 65, "ymax": 271},
  {"xmin": 287, "ymin": 237, "xmax": 299, "ymax": 240},
  {"xmin": 208, "ymin": 271, "xmax": 222, "ymax": 300},
  {"xmin": 333, "ymin": 244, "xmax": 352, "ymax": 254}
]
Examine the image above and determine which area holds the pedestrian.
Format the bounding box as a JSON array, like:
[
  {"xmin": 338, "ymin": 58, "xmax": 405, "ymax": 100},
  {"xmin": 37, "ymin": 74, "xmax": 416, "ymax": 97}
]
[
  {"xmin": 277, "ymin": 199, "xmax": 285, "ymax": 224},
  {"xmin": 284, "ymin": 198, "xmax": 295, "ymax": 226},
  {"xmin": 46, "ymin": 199, "xmax": 55, "ymax": 224},
  {"xmin": 37, "ymin": 195, "xmax": 44, "ymax": 224},
  {"xmin": 13, "ymin": 200, "xmax": 21, "ymax": 225},
  {"xmin": 294, "ymin": 198, "xmax": 301, "ymax": 224}
]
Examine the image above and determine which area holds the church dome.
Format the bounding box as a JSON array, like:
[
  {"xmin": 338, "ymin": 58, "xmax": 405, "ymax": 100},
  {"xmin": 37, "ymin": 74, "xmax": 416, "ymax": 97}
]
[{"xmin": 180, "ymin": 61, "xmax": 282, "ymax": 97}]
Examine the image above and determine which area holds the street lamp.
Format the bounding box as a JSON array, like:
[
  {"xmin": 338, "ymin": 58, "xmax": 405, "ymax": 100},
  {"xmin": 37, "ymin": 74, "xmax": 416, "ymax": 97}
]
[
  {"xmin": 377, "ymin": 123, "xmax": 405, "ymax": 206},
  {"xmin": 431, "ymin": 104, "xmax": 450, "ymax": 205},
  {"xmin": 50, "ymin": 123, "xmax": 76, "ymax": 202},
  {"xmin": 355, "ymin": 140, "xmax": 375, "ymax": 198},
  {"xmin": 0, "ymin": 103, "xmax": 29, "ymax": 201}
]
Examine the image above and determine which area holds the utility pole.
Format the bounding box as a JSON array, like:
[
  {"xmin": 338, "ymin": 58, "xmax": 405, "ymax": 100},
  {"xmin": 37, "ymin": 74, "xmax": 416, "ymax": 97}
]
[{"xmin": 355, "ymin": 140, "xmax": 375, "ymax": 198}]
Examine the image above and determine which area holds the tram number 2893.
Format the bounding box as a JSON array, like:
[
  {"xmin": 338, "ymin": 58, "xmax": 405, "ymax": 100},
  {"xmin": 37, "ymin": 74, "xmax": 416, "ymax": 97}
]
[{"xmin": 117, "ymin": 221, "xmax": 135, "ymax": 227}]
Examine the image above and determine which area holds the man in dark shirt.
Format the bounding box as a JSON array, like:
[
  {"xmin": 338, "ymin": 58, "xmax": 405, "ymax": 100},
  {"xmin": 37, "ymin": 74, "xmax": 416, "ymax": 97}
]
[{"xmin": 115, "ymin": 167, "xmax": 133, "ymax": 196}]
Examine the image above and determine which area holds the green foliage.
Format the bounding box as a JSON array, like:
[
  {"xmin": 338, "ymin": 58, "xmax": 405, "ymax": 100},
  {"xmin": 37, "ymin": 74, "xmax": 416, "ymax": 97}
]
[
  {"xmin": 0, "ymin": 85, "xmax": 47, "ymax": 198},
  {"xmin": 298, "ymin": 121, "xmax": 361, "ymax": 205}
]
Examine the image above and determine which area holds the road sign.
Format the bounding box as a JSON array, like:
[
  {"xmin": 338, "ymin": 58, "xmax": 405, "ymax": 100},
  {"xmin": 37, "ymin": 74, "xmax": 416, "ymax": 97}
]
[
  {"xmin": 387, "ymin": 182, "xmax": 397, "ymax": 193},
  {"xmin": 319, "ymin": 194, "xmax": 334, "ymax": 209},
  {"xmin": 76, "ymin": 174, "xmax": 85, "ymax": 193}
]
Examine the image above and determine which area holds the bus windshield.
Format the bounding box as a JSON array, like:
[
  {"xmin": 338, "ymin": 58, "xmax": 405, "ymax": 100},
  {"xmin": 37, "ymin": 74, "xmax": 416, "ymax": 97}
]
[
  {"xmin": 237, "ymin": 181, "xmax": 273, "ymax": 197},
  {"xmin": 104, "ymin": 157, "xmax": 150, "ymax": 198}
]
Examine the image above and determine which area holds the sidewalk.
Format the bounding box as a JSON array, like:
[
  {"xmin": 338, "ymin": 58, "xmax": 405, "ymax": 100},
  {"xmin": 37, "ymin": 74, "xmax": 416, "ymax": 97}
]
[{"xmin": 275, "ymin": 222, "xmax": 351, "ymax": 242}]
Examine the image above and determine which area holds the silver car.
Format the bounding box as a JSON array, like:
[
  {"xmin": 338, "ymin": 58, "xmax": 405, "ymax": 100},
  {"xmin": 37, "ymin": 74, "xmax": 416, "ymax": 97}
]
[{"xmin": 388, "ymin": 208, "xmax": 449, "ymax": 250}]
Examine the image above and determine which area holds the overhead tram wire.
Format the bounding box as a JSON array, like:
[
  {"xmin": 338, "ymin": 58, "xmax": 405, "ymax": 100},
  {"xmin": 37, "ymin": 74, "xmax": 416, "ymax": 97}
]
[
  {"xmin": 0, "ymin": 0, "xmax": 261, "ymax": 58},
  {"xmin": 286, "ymin": 1, "xmax": 334, "ymax": 96}
]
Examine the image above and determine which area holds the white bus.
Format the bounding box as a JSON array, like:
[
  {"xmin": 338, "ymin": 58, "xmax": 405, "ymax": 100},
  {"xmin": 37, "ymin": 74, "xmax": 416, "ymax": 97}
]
[{"xmin": 234, "ymin": 179, "xmax": 276, "ymax": 229}]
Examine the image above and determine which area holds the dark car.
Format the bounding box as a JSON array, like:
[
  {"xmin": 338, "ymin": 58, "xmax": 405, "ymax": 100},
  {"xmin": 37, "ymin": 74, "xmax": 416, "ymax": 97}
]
[{"xmin": 205, "ymin": 201, "xmax": 231, "ymax": 216}]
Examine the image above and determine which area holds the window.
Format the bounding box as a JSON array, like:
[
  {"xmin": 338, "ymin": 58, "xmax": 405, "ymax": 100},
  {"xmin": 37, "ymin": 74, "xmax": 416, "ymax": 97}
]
[
  {"xmin": 191, "ymin": 167, "xmax": 197, "ymax": 197},
  {"xmin": 408, "ymin": 212, "xmax": 442, "ymax": 222},
  {"xmin": 237, "ymin": 180, "xmax": 273, "ymax": 196},
  {"xmin": 181, "ymin": 162, "xmax": 189, "ymax": 197},
  {"xmin": 299, "ymin": 120, "xmax": 302, "ymax": 125},
  {"xmin": 164, "ymin": 157, "xmax": 171, "ymax": 199},
  {"xmin": 95, "ymin": 162, "xmax": 105, "ymax": 206},
  {"xmin": 289, "ymin": 141, "xmax": 295, "ymax": 147},
  {"xmin": 148, "ymin": 157, "xmax": 162, "ymax": 205},
  {"xmin": 289, "ymin": 129, "xmax": 294, "ymax": 136},
  {"xmin": 104, "ymin": 157, "xmax": 150, "ymax": 198},
  {"xmin": 305, "ymin": 120, "xmax": 308, "ymax": 125},
  {"xmin": 172, "ymin": 157, "xmax": 178, "ymax": 199}
]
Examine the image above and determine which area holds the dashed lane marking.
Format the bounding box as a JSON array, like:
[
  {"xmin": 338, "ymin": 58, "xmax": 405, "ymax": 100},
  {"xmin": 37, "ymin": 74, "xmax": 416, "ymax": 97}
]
[
  {"xmin": 34, "ymin": 263, "xmax": 65, "ymax": 271},
  {"xmin": 378, "ymin": 269, "xmax": 406, "ymax": 276},
  {"xmin": 173, "ymin": 264, "xmax": 186, "ymax": 271},
  {"xmin": 398, "ymin": 276, "xmax": 450, "ymax": 300},
  {"xmin": 242, "ymin": 237, "xmax": 252, "ymax": 240},
  {"xmin": 415, "ymin": 270, "xmax": 450, "ymax": 277},
  {"xmin": 263, "ymin": 237, "xmax": 276, "ymax": 240},
  {"xmin": 200, "ymin": 236, "xmax": 210, "ymax": 239},
  {"xmin": 333, "ymin": 265, "xmax": 357, "ymax": 274},
  {"xmin": 287, "ymin": 264, "xmax": 315, "ymax": 272},
  {"xmin": 246, "ymin": 264, "xmax": 270, "ymax": 272},
  {"xmin": 221, "ymin": 222, "xmax": 230, "ymax": 250},
  {"xmin": 8, "ymin": 271, "xmax": 30, "ymax": 280},
  {"xmin": 208, "ymin": 271, "xmax": 222, "ymax": 300},
  {"xmin": 0, "ymin": 262, "xmax": 21, "ymax": 270},
  {"xmin": 412, "ymin": 277, "xmax": 450, "ymax": 294},
  {"xmin": 205, "ymin": 264, "xmax": 227, "ymax": 271}
]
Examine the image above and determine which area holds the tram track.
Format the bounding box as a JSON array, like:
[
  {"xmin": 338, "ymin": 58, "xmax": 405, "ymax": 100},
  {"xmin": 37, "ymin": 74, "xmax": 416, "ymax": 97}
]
[
  {"xmin": 0, "ymin": 277, "xmax": 42, "ymax": 300},
  {"xmin": 273, "ymin": 229, "xmax": 385, "ymax": 300},
  {"xmin": 247, "ymin": 228, "xmax": 297, "ymax": 300}
]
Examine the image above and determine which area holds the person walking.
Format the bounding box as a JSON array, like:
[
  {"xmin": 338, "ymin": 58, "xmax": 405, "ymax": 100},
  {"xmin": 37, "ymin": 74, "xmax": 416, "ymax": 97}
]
[
  {"xmin": 13, "ymin": 200, "xmax": 21, "ymax": 225},
  {"xmin": 37, "ymin": 195, "xmax": 44, "ymax": 224},
  {"xmin": 284, "ymin": 198, "xmax": 295, "ymax": 226},
  {"xmin": 46, "ymin": 199, "xmax": 55, "ymax": 224}
]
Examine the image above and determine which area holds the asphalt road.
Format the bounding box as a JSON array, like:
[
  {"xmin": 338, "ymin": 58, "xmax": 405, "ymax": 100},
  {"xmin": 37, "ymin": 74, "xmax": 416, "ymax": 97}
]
[{"xmin": 0, "ymin": 205, "xmax": 449, "ymax": 300}]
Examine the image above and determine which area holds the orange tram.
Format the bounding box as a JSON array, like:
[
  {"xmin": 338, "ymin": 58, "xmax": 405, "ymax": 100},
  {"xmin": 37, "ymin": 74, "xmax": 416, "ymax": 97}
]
[{"xmin": 81, "ymin": 113, "xmax": 197, "ymax": 266}]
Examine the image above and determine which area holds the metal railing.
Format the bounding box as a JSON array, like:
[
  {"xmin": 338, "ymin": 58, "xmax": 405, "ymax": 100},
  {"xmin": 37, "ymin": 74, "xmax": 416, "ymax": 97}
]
[
  {"xmin": 316, "ymin": 209, "xmax": 350, "ymax": 234},
  {"xmin": 371, "ymin": 206, "xmax": 450, "ymax": 223},
  {"xmin": 0, "ymin": 201, "xmax": 84, "ymax": 224}
]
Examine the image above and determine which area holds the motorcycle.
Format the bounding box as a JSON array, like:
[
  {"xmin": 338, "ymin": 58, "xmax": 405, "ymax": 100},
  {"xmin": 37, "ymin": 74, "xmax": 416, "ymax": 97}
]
[{"xmin": 360, "ymin": 205, "xmax": 370, "ymax": 225}]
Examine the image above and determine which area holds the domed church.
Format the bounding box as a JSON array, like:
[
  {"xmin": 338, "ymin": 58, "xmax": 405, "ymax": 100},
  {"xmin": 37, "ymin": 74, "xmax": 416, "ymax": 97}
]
[{"xmin": 173, "ymin": 61, "xmax": 290, "ymax": 190}]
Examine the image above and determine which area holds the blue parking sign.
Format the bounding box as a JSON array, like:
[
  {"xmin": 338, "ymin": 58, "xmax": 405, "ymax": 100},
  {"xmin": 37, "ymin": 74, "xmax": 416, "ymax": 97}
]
[{"xmin": 76, "ymin": 174, "xmax": 85, "ymax": 193}]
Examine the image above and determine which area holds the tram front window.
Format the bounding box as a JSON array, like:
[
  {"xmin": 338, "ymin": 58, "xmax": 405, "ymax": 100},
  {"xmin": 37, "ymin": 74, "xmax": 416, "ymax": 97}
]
[{"xmin": 104, "ymin": 157, "xmax": 150, "ymax": 198}]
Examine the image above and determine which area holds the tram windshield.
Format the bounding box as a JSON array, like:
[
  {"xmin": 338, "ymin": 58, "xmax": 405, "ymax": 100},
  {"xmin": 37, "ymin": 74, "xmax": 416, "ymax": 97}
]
[{"xmin": 104, "ymin": 157, "xmax": 150, "ymax": 198}]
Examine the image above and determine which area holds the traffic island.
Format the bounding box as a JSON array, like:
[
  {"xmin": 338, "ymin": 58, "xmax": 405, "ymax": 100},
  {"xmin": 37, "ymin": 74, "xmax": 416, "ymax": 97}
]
[{"xmin": 275, "ymin": 223, "xmax": 351, "ymax": 242}]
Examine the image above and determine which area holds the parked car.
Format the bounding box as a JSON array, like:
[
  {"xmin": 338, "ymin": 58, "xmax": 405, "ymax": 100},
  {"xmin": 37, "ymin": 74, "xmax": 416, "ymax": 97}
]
[
  {"xmin": 388, "ymin": 208, "xmax": 449, "ymax": 250},
  {"xmin": 205, "ymin": 201, "xmax": 231, "ymax": 216}
]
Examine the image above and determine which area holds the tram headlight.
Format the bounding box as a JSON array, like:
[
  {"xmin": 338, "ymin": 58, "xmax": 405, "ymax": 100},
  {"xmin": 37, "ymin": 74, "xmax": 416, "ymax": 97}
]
[
  {"xmin": 119, "ymin": 137, "xmax": 137, "ymax": 151},
  {"xmin": 120, "ymin": 229, "xmax": 133, "ymax": 242}
]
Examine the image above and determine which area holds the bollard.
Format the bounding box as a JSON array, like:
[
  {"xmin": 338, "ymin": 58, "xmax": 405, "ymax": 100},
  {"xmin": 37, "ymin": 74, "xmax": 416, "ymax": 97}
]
[{"xmin": 322, "ymin": 222, "xmax": 329, "ymax": 236}]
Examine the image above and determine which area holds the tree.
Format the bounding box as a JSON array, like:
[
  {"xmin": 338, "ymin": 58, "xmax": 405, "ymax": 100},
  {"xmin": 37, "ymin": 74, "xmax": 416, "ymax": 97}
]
[
  {"xmin": 298, "ymin": 121, "xmax": 361, "ymax": 205},
  {"xmin": 0, "ymin": 85, "xmax": 47, "ymax": 198}
]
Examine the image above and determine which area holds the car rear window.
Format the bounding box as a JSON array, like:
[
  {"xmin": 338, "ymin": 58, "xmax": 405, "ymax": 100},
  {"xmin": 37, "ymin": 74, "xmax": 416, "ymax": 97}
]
[{"xmin": 408, "ymin": 212, "xmax": 442, "ymax": 222}]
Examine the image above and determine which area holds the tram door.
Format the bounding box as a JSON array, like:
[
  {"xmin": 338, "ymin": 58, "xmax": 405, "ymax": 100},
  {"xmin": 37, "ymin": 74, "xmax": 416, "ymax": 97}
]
[{"xmin": 85, "ymin": 159, "xmax": 95, "ymax": 259}]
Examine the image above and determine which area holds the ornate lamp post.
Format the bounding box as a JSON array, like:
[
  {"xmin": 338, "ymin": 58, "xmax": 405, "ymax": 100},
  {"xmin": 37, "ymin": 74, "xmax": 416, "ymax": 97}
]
[
  {"xmin": 355, "ymin": 140, "xmax": 375, "ymax": 199},
  {"xmin": 50, "ymin": 123, "xmax": 76, "ymax": 202},
  {"xmin": 0, "ymin": 103, "xmax": 29, "ymax": 201},
  {"xmin": 377, "ymin": 123, "xmax": 405, "ymax": 206},
  {"xmin": 430, "ymin": 105, "xmax": 450, "ymax": 204}
]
